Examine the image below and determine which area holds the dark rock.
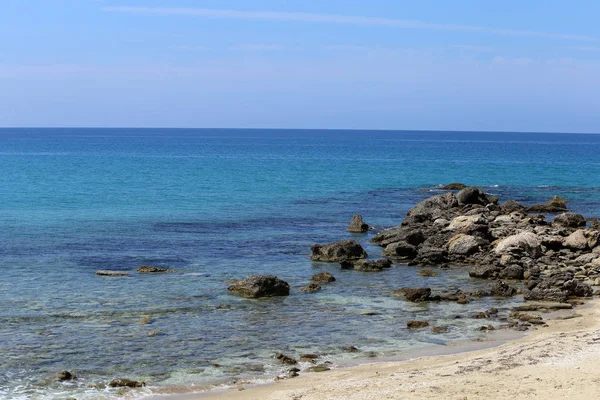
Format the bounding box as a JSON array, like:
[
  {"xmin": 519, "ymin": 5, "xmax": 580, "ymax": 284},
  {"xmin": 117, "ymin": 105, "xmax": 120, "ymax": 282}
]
[
  {"xmin": 456, "ymin": 187, "xmax": 489, "ymax": 206},
  {"xmin": 431, "ymin": 326, "xmax": 449, "ymax": 333},
  {"xmin": 372, "ymin": 228, "xmax": 425, "ymax": 247},
  {"xmin": 393, "ymin": 287, "xmax": 432, "ymax": 302},
  {"xmin": 341, "ymin": 346, "xmax": 359, "ymax": 352},
  {"xmin": 553, "ymin": 213, "xmax": 586, "ymax": 228},
  {"xmin": 524, "ymin": 280, "xmax": 569, "ymax": 303},
  {"xmin": 407, "ymin": 320, "xmax": 430, "ymax": 329},
  {"xmin": 527, "ymin": 196, "xmax": 568, "ymax": 213},
  {"xmin": 311, "ymin": 240, "xmax": 367, "ymax": 262},
  {"xmin": 382, "ymin": 241, "xmax": 417, "ymax": 258},
  {"xmin": 499, "ymin": 265, "xmax": 524, "ymax": 280},
  {"xmin": 301, "ymin": 283, "xmax": 321, "ymax": 293},
  {"xmin": 469, "ymin": 265, "xmax": 500, "ymax": 279},
  {"xmin": 137, "ymin": 266, "xmax": 175, "ymax": 273},
  {"xmin": 406, "ymin": 193, "xmax": 458, "ymax": 223},
  {"xmin": 471, "ymin": 312, "xmax": 487, "ymax": 319},
  {"xmin": 563, "ymin": 280, "xmax": 593, "ymax": 297},
  {"xmin": 274, "ymin": 353, "xmax": 297, "ymax": 365},
  {"xmin": 500, "ymin": 200, "xmax": 526, "ymax": 214},
  {"xmin": 490, "ymin": 281, "xmax": 517, "ymax": 297},
  {"xmin": 347, "ymin": 214, "xmax": 369, "ymax": 232},
  {"xmin": 311, "ymin": 272, "xmax": 336, "ymax": 283},
  {"xmin": 299, "ymin": 354, "xmax": 319, "ymax": 362},
  {"xmin": 441, "ymin": 183, "xmax": 467, "ymax": 190},
  {"xmin": 227, "ymin": 275, "xmax": 290, "ymax": 298},
  {"xmin": 54, "ymin": 371, "xmax": 76, "ymax": 381},
  {"xmin": 341, "ymin": 259, "xmax": 392, "ymax": 272},
  {"xmin": 108, "ymin": 379, "xmax": 145, "ymax": 388}
]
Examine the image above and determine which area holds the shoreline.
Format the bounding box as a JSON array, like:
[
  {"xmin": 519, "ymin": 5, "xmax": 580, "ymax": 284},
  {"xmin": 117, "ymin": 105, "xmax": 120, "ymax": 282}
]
[{"xmin": 145, "ymin": 299, "xmax": 598, "ymax": 400}]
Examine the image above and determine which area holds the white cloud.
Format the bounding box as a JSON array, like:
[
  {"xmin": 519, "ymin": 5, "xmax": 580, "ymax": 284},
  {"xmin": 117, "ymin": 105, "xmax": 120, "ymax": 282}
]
[{"xmin": 104, "ymin": 7, "xmax": 597, "ymax": 42}]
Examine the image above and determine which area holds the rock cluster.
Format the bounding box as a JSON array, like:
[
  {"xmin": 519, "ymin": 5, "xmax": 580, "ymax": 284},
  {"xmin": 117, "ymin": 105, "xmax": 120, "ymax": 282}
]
[{"xmin": 371, "ymin": 187, "xmax": 598, "ymax": 303}]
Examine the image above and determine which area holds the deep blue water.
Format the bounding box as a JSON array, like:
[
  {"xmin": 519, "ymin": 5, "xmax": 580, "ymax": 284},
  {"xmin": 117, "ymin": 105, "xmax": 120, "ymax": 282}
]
[{"xmin": 1, "ymin": 128, "xmax": 600, "ymax": 399}]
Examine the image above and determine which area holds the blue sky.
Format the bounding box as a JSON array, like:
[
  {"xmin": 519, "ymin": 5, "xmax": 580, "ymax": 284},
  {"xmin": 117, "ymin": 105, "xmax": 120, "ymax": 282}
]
[{"xmin": 1, "ymin": 0, "xmax": 600, "ymax": 132}]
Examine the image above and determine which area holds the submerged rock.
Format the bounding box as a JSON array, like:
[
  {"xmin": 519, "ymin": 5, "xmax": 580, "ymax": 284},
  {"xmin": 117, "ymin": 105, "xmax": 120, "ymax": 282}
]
[
  {"xmin": 393, "ymin": 287, "xmax": 432, "ymax": 302},
  {"xmin": 431, "ymin": 326, "xmax": 449, "ymax": 333},
  {"xmin": 347, "ymin": 214, "xmax": 369, "ymax": 232},
  {"xmin": 301, "ymin": 283, "xmax": 321, "ymax": 293},
  {"xmin": 310, "ymin": 240, "xmax": 367, "ymax": 262},
  {"xmin": 108, "ymin": 379, "xmax": 145, "ymax": 388},
  {"xmin": 418, "ymin": 269, "xmax": 437, "ymax": 277},
  {"xmin": 137, "ymin": 265, "xmax": 175, "ymax": 273},
  {"xmin": 340, "ymin": 259, "xmax": 392, "ymax": 272},
  {"xmin": 227, "ymin": 275, "xmax": 290, "ymax": 298},
  {"xmin": 311, "ymin": 272, "xmax": 336, "ymax": 283},
  {"xmin": 95, "ymin": 270, "xmax": 130, "ymax": 277},
  {"xmin": 441, "ymin": 183, "xmax": 467, "ymax": 190},
  {"xmin": 53, "ymin": 371, "xmax": 76, "ymax": 381},
  {"xmin": 407, "ymin": 320, "xmax": 430, "ymax": 329},
  {"xmin": 274, "ymin": 353, "xmax": 297, "ymax": 365}
]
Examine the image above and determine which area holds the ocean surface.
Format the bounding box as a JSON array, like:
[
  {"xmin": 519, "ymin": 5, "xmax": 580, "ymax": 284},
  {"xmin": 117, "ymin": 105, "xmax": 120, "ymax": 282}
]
[{"xmin": 2, "ymin": 128, "xmax": 600, "ymax": 399}]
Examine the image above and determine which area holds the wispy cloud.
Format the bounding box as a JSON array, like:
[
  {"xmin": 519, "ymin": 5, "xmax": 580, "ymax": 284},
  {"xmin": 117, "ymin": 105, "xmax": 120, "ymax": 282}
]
[
  {"xmin": 231, "ymin": 44, "xmax": 285, "ymax": 51},
  {"xmin": 104, "ymin": 7, "xmax": 597, "ymax": 42}
]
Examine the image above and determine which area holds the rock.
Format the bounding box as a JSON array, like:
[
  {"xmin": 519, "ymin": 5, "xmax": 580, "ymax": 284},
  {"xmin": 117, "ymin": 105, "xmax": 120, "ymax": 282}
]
[
  {"xmin": 137, "ymin": 266, "xmax": 175, "ymax": 273},
  {"xmin": 95, "ymin": 270, "xmax": 130, "ymax": 276},
  {"xmin": 431, "ymin": 326, "xmax": 449, "ymax": 333},
  {"xmin": 53, "ymin": 371, "xmax": 76, "ymax": 381},
  {"xmin": 553, "ymin": 213, "xmax": 586, "ymax": 228},
  {"xmin": 563, "ymin": 280, "xmax": 593, "ymax": 297},
  {"xmin": 524, "ymin": 280, "xmax": 568, "ymax": 303},
  {"xmin": 299, "ymin": 354, "xmax": 319, "ymax": 362},
  {"xmin": 108, "ymin": 379, "xmax": 145, "ymax": 388},
  {"xmin": 446, "ymin": 215, "xmax": 488, "ymax": 235},
  {"xmin": 499, "ymin": 265, "xmax": 524, "ymax": 280},
  {"xmin": 513, "ymin": 303, "xmax": 572, "ymax": 311},
  {"xmin": 500, "ymin": 200, "xmax": 526, "ymax": 214},
  {"xmin": 311, "ymin": 240, "xmax": 367, "ymax": 262},
  {"xmin": 227, "ymin": 275, "xmax": 290, "ymax": 298},
  {"xmin": 406, "ymin": 193, "xmax": 458, "ymax": 223},
  {"xmin": 306, "ymin": 365, "xmax": 330, "ymax": 372},
  {"xmin": 494, "ymin": 232, "xmax": 542, "ymax": 257},
  {"xmin": 347, "ymin": 214, "xmax": 369, "ymax": 232},
  {"xmin": 490, "ymin": 281, "xmax": 517, "ymax": 297},
  {"xmin": 441, "ymin": 183, "xmax": 467, "ymax": 190},
  {"xmin": 393, "ymin": 287, "xmax": 432, "ymax": 302},
  {"xmin": 274, "ymin": 353, "xmax": 297, "ymax": 365},
  {"xmin": 472, "ymin": 312, "xmax": 487, "ymax": 319},
  {"xmin": 418, "ymin": 269, "xmax": 437, "ymax": 277},
  {"xmin": 564, "ymin": 229, "xmax": 599, "ymax": 250},
  {"xmin": 341, "ymin": 346, "xmax": 359, "ymax": 352},
  {"xmin": 447, "ymin": 234, "xmax": 485, "ymax": 256},
  {"xmin": 527, "ymin": 196, "xmax": 568, "ymax": 213},
  {"xmin": 372, "ymin": 227, "xmax": 425, "ymax": 247},
  {"xmin": 469, "ymin": 265, "xmax": 500, "ymax": 279},
  {"xmin": 456, "ymin": 187, "xmax": 489, "ymax": 206},
  {"xmin": 301, "ymin": 283, "xmax": 321, "ymax": 293},
  {"xmin": 341, "ymin": 259, "xmax": 392, "ymax": 272},
  {"xmin": 382, "ymin": 241, "xmax": 417, "ymax": 258},
  {"xmin": 407, "ymin": 320, "xmax": 430, "ymax": 329},
  {"xmin": 311, "ymin": 272, "xmax": 336, "ymax": 283}
]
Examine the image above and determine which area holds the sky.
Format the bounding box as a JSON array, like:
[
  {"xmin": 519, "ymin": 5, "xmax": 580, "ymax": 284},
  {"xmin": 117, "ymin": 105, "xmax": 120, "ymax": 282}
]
[{"xmin": 1, "ymin": 0, "xmax": 600, "ymax": 132}]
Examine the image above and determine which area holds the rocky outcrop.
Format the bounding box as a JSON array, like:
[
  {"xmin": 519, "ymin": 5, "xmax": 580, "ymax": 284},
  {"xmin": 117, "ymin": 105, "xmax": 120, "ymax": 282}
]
[
  {"xmin": 441, "ymin": 183, "xmax": 467, "ymax": 190},
  {"xmin": 340, "ymin": 259, "xmax": 392, "ymax": 272},
  {"xmin": 405, "ymin": 193, "xmax": 459, "ymax": 223},
  {"xmin": 311, "ymin": 272, "xmax": 336, "ymax": 283},
  {"xmin": 347, "ymin": 214, "xmax": 369, "ymax": 232},
  {"xmin": 553, "ymin": 213, "xmax": 586, "ymax": 228},
  {"xmin": 227, "ymin": 275, "xmax": 290, "ymax": 298},
  {"xmin": 311, "ymin": 240, "xmax": 367, "ymax": 262},
  {"xmin": 456, "ymin": 187, "xmax": 490, "ymax": 206}
]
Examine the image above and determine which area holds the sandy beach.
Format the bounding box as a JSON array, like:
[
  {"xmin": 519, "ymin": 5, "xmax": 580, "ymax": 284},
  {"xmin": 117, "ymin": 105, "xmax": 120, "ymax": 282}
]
[{"xmin": 193, "ymin": 299, "xmax": 600, "ymax": 400}]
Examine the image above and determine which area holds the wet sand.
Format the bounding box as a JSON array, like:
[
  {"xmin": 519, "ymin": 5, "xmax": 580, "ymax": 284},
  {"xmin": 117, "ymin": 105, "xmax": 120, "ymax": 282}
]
[{"xmin": 172, "ymin": 299, "xmax": 600, "ymax": 400}]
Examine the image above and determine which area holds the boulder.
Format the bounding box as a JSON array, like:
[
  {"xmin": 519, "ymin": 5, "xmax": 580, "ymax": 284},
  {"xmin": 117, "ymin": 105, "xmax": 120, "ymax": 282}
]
[
  {"xmin": 431, "ymin": 326, "xmax": 449, "ymax": 333},
  {"xmin": 109, "ymin": 379, "xmax": 145, "ymax": 388},
  {"xmin": 341, "ymin": 259, "xmax": 392, "ymax": 272},
  {"xmin": 469, "ymin": 265, "xmax": 500, "ymax": 279},
  {"xmin": 500, "ymin": 200, "xmax": 526, "ymax": 214},
  {"xmin": 441, "ymin": 183, "xmax": 467, "ymax": 190},
  {"xmin": 371, "ymin": 227, "xmax": 425, "ymax": 247},
  {"xmin": 347, "ymin": 214, "xmax": 369, "ymax": 232},
  {"xmin": 393, "ymin": 287, "xmax": 432, "ymax": 302},
  {"xmin": 227, "ymin": 275, "xmax": 290, "ymax": 298},
  {"xmin": 382, "ymin": 241, "xmax": 417, "ymax": 258},
  {"xmin": 553, "ymin": 213, "xmax": 586, "ymax": 228},
  {"xmin": 494, "ymin": 232, "xmax": 542, "ymax": 257},
  {"xmin": 498, "ymin": 265, "xmax": 524, "ymax": 280},
  {"xmin": 563, "ymin": 280, "xmax": 593, "ymax": 297},
  {"xmin": 446, "ymin": 215, "xmax": 488, "ymax": 234},
  {"xmin": 524, "ymin": 280, "xmax": 568, "ymax": 303},
  {"xmin": 53, "ymin": 371, "xmax": 76, "ymax": 381},
  {"xmin": 564, "ymin": 229, "xmax": 599, "ymax": 250},
  {"xmin": 301, "ymin": 283, "xmax": 321, "ymax": 293},
  {"xmin": 311, "ymin": 272, "xmax": 336, "ymax": 283},
  {"xmin": 406, "ymin": 193, "xmax": 458, "ymax": 222},
  {"xmin": 527, "ymin": 196, "xmax": 568, "ymax": 213},
  {"xmin": 447, "ymin": 234, "xmax": 485, "ymax": 256},
  {"xmin": 274, "ymin": 353, "xmax": 297, "ymax": 365},
  {"xmin": 456, "ymin": 187, "xmax": 489, "ymax": 206},
  {"xmin": 490, "ymin": 281, "xmax": 517, "ymax": 297},
  {"xmin": 137, "ymin": 266, "xmax": 175, "ymax": 273},
  {"xmin": 311, "ymin": 240, "xmax": 367, "ymax": 262}
]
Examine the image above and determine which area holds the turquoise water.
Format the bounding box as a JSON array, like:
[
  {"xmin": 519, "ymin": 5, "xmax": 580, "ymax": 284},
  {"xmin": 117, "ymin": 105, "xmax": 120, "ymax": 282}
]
[{"xmin": 2, "ymin": 129, "xmax": 600, "ymax": 399}]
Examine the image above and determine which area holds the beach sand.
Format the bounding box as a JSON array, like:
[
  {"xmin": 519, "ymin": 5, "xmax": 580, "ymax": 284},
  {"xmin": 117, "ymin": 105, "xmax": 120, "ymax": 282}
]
[{"xmin": 192, "ymin": 299, "xmax": 600, "ymax": 400}]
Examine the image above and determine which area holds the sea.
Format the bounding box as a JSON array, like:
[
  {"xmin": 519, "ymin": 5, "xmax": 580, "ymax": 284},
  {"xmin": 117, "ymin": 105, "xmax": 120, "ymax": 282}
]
[{"xmin": 1, "ymin": 128, "xmax": 600, "ymax": 399}]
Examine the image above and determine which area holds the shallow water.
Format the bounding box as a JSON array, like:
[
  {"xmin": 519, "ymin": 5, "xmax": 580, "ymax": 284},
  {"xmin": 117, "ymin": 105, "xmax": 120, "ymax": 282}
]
[{"xmin": 1, "ymin": 129, "xmax": 600, "ymax": 399}]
